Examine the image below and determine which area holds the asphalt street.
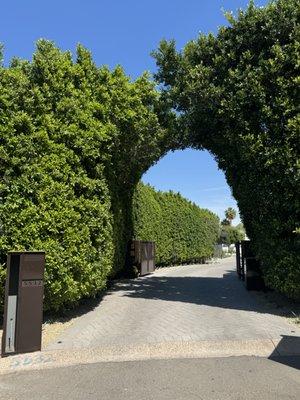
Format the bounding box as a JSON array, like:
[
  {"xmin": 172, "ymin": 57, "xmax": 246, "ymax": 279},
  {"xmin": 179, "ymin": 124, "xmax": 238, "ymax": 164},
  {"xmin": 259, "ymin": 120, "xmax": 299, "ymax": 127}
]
[{"xmin": 1, "ymin": 356, "xmax": 299, "ymax": 400}]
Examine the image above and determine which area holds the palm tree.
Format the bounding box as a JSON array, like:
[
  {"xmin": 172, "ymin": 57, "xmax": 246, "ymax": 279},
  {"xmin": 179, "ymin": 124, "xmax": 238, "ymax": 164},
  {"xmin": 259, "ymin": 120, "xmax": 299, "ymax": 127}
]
[{"xmin": 225, "ymin": 207, "xmax": 236, "ymax": 225}]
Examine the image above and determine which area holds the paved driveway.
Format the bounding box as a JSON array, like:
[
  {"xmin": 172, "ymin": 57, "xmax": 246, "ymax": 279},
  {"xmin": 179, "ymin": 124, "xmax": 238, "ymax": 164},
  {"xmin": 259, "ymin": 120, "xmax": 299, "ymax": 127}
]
[{"xmin": 46, "ymin": 257, "xmax": 299, "ymax": 352}]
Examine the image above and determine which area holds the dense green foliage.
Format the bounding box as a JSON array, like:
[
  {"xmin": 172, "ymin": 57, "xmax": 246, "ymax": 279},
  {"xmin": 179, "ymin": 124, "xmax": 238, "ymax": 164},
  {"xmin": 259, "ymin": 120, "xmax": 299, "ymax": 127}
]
[
  {"xmin": 219, "ymin": 225, "xmax": 245, "ymax": 246},
  {"xmin": 133, "ymin": 183, "xmax": 219, "ymax": 265},
  {"xmin": 153, "ymin": 0, "xmax": 300, "ymax": 298},
  {"xmin": 219, "ymin": 209, "xmax": 245, "ymax": 245},
  {"xmin": 0, "ymin": 41, "xmax": 167, "ymax": 312}
]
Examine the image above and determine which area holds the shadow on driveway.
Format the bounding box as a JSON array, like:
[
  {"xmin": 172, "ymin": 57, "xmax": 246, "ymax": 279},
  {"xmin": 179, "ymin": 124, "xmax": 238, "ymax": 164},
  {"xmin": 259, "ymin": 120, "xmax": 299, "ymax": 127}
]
[
  {"xmin": 112, "ymin": 270, "xmax": 299, "ymax": 317},
  {"xmin": 269, "ymin": 335, "xmax": 300, "ymax": 370}
]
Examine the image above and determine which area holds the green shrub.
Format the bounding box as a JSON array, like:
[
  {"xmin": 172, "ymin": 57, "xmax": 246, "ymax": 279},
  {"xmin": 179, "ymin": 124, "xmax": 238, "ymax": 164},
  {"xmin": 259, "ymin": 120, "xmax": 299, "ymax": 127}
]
[
  {"xmin": 0, "ymin": 41, "xmax": 165, "ymax": 312},
  {"xmin": 132, "ymin": 183, "xmax": 219, "ymax": 265},
  {"xmin": 219, "ymin": 225, "xmax": 245, "ymax": 245}
]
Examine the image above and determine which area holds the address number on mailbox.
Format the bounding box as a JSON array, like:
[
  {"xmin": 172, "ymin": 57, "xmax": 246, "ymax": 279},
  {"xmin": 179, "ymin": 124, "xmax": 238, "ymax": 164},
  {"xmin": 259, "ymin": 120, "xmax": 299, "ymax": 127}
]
[{"xmin": 22, "ymin": 280, "xmax": 43, "ymax": 287}]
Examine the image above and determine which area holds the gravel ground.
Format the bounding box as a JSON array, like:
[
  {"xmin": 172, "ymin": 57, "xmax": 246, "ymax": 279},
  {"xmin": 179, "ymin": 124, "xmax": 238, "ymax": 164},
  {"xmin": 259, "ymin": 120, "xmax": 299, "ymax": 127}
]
[{"xmin": 0, "ymin": 317, "xmax": 75, "ymax": 350}]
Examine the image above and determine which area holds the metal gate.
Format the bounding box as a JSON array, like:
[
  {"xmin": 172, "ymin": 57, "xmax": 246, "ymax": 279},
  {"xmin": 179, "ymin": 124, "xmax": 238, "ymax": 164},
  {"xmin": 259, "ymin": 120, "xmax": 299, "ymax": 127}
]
[
  {"xmin": 235, "ymin": 241, "xmax": 243, "ymax": 279},
  {"xmin": 140, "ymin": 241, "xmax": 155, "ymax": 276},
  {"xmin": 129, "ymin": 240, "xmax": 156, "ymax": 276},
  {"xmin": 235, "ymin": 240, "xmax": 264, "ymax": 290}
]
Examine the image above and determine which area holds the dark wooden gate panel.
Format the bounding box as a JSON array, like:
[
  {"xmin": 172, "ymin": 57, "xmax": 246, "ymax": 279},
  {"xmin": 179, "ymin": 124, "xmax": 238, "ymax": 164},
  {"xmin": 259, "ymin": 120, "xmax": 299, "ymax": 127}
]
[
  {"xmin": 236, "ymin": 240, "xmax": 264, "ymax": 291},
  {"xmin": 147, "ymin": 242, "xmax": 155, "ymax": 273},
  {"xmin": 235, "ymin": 242, "xmax": 242, "ymax": 279},
  {"xmin": 129, "ymin": 240, "xmax": 156, "ymax": 276}
]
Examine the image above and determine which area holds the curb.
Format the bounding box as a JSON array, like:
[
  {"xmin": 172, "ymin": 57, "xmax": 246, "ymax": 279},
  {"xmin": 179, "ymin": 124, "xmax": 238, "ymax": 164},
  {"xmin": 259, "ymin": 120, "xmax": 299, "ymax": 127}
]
[{"xmin": 1, "ymin": 338, "xmax": 299, "ymax": 375}]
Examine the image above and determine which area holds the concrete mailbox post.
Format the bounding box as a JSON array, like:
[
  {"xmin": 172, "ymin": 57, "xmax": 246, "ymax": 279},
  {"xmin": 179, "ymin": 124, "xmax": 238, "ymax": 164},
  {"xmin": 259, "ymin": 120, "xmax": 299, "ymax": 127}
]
[{"xmin": 1, "ymin": 251, "xmax": 45, "ymax": 357}]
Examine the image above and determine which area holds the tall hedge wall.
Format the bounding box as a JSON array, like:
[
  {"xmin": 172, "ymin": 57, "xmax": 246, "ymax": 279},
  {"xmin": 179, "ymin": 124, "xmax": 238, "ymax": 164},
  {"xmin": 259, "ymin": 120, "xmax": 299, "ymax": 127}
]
[
  {"xmin": 132, "ymin": 183, "xmax": 220, "ymax": 265},
  {"xmin": 0, "ymin": 41, "xmax": 167, "ymax": 312},
  {"xmin": 153, "ymin": 0, "xmax": 300, "ymax": 299}
]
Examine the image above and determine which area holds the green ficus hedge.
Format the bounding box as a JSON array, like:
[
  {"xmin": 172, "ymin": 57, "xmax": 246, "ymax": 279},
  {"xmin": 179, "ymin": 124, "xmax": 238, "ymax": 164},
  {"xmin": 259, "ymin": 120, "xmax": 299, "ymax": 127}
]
[
  {"xmin": 153, "ymin": 0, "xmax": 300, "ymax": 299},
  {"xmin": 132, "ymin": 183, "xmax": 219, "ymax": 265},
  {"xmin": 0, "ymin": 41, "xmax": 167, "ymax": 312}
]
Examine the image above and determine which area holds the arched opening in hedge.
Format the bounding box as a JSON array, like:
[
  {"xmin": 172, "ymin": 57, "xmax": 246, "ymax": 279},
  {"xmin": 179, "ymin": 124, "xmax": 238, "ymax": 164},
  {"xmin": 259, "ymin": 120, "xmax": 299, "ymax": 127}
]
[
  {"xmin": 143, "ymin": 149, "xmax": 239, "ymax": 220},
  {"xmin": 141, "ymin": 0, "xmax": 299, "ymax": 300},
  {"xmin": 132, "ymin": 148, "xmax": 239, "ymax": 266}
]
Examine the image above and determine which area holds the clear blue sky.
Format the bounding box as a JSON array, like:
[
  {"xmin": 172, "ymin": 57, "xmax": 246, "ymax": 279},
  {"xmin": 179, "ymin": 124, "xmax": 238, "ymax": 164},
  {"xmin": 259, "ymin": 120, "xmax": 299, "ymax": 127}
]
[
  {"xmin": 144, "ymin": 149, "xmax": 239, "ymax": 222},
  {"xmin": 1, "ymin": 0, "xmax": 269, "ymax": 222}
]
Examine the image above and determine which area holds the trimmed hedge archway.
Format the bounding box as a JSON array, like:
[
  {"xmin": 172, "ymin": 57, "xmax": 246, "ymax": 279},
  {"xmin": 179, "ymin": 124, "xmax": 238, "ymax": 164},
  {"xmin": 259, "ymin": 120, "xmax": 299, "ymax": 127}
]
[
  {"xmin": 149, "ymin": 0, "xmax": 299, "ymax": 299},
  {"xmin": 0, "ymin": 0, "xmax": 299, "ymax": 311}
]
